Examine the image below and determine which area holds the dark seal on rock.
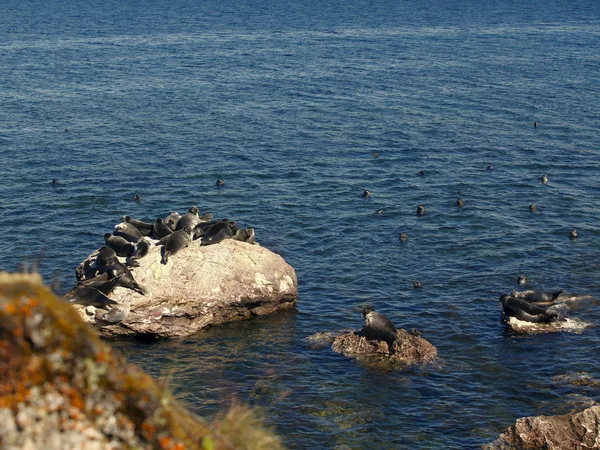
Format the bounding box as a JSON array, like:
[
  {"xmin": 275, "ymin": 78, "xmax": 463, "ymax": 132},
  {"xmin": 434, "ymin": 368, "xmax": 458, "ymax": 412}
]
[
  {"xmin": 175, "ymin": 206, "xmax": 201, "ymax": 231},
  {"xmin": 164, "ymin": 212, "xmax": 181, "ymax": 231},
  {"xmin": 152, "ymin": 218, "xmax": 173, "ymax": 239},
  {"xmin": 113, "ymin": 222, "xmax": 143, "ymax": 243},
  {"xmin": 126, "ymin": 239, "xmax": 150, "ymax": 267},
  {"xmin": 104, "ymin": 256, "xmax": 146, "ymax": 295},
  {"xmin": 122, "ymin": 216, "xmax": 153, "ymax": 236},
  {"xmin": 331, "ymin": 308, "xmax": 437, "ymax": 366},
  {"xmin": 66, "ymin": 283, "xmax": 118, "ymax": 310},
  {"xmin": 361, "ymin": 306, "xmax": 402, "ymax": 353},
  {"xmin": 234, "ymin": 227, "xmax": 256, "ymax": 244},
  {"xmin": 104, "ymin": 233, "xmax": 134, "ymax": 258},
  {"xmin": 510, "ymin": 289, "xmax": 563, "ymax": 303},
  {"xmin": 499, "ymin": 294, "xmax": 566, "ymax": 323},
  {"xmin": 159, "ymin": 226, "xmax": 193, "ymax": 264}
]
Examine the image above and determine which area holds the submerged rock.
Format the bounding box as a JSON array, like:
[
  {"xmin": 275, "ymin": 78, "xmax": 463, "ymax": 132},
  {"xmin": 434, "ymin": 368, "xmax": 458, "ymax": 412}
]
[
  {"xmin": 0, "ymin": 272, "xmax": 284, "ymax": 450},
  {"xmin": 72, "ymin": 238, "xmax": 298, "ymax": 338},
  {"xmin": 331, "ymin": 329, "xmax": 437, "ymax": 366},
  {"xmin": 486, "ymin": 405, "xmax": 600, "ymax": 449}
]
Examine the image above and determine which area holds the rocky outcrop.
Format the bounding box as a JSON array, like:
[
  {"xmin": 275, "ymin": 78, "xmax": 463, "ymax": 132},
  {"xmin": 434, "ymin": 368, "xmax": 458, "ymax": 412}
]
[
  {"xmin": 332, "ymin": 329, "xmax": 437, "ymax": 366},
  {"xmin": 504, "ymin": 315, "xmax": 588, "ymax": 334},
  {"xmin": 486, "ymin": 405, "xmax": 600, "ymax": 449},
  {"xmin": 72, "ymin": 238, "xmax": 298, "ymax": 338},
  {"xmin": 0, "ymin": 272, "xmax": 284, "ymax": 450}
]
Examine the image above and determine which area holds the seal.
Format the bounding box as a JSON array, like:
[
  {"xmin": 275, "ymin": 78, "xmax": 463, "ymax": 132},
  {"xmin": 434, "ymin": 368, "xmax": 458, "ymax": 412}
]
[
  {"xmin": 416, "ymin": 204, "xmax": 426, "ymax": 216},
  {"xmin": 541, "ymin": 174, "xmax": 548, "ymax": 184},
  {"xmin": 517, "ymin": 273, "xmax": 528, "ymax": 285},
  {"xmin": 122, "ymin": 216, "xmax": 153, "ymax": 236},
  {"xmin": 529, "ymin": 204, "xmax": 536, "ymax": 213},
  {"xmin": 376, "ymin": 209, "xmax": 384, "ymax": 215},
  {"xmin": 67, "ymin": 283, "xmax": 117, "ymax": 310},
  {"xmin": 512, "ymin": 290, "xmax": 564, "ymax": 303},
  {"xmin": 499, "ymin": 294, "xmax": 564, "ymax": 323},
  {"xmin": 361, "ymin": 306, "xmax": 401, "ymax": 353},
  {"xmin": 413, "ymin": 282, "xmax": 423, "ymax": 289},
  {"xmin": 76, "ymin": 259, "xmax": 99, "ymax": 281},
  {"xmin": 160, "ymin": 226, "xmax": 193, "ymax": 264},
  {"xmin": 74, "ymin": 274, "xmax": 122, "ymax": 296},
  {"xmin": 372, "ymin": 151, "xmax": 379, "ymax": 158},
  {"xmin": 216, "ymin": 178, "xmax": 225, "ymax": 187},
  {"xmin": 134, "ymin": 194, "xmax": 141, "ymax": 202},
  {"xmin": 456, "ymin": 198, "xmax": 464, "ymax": 207},
  {"xmin": 104, "ymin": 256, "xmax": 146, "ymax": 295},
  {"xmin": 200, "ymin": 221, "xmax": 239, "ymax": 246},
  {"xmin": 126, "ymin": 239, "xmax": 150, "ymax": 267},
  {"xmin": 104, "ymin": 233, "xmax": 134, "ymax": 258},
  {"xmin": 164, "ymin": 212, "xmax": 181, "ymax": 231},
  {"xmin": 233, "ymin": 227, "xmax": 256, "ymax": 244},
  {"xmin": 362, "ymin": 190, "xmax": 371, "ymax": 199},
  {"xmin": 419, "ymin": 170, "xmax": 425, "ymax": 177},
  {"xmin": 113, "ymin": 222, "xmax": 143, "ymax": 242},
  {"xmin": 487, "ymin": 165, "xmax": 494, "ymax": 171},
  {"xmin": 175, "ymin": 206, "xmax": 201, "ymax": 231},
  {"xmin": 399, "ymin": 233, "xmax": 408, "ymax": 242},
  {"xmin": 152, "ymin": 218, "xmax": 173, "ymax": 239},
  {"xmin": 98, "ymin": 301, "xmax": 131, "ymax": 324},
  {"xmin": 570, "ymin": 229, "xmax": 578, "ymax": 239},
  {"xmin": 534, "ymin": 121, "xmax": 539, "ymax": 128}
]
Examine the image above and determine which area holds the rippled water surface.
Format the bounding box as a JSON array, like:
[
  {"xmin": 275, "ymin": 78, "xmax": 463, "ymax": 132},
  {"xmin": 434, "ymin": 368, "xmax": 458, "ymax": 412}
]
[{"xmin": 1, "ymin": 0, "xmax": 600, "ymax": 447}]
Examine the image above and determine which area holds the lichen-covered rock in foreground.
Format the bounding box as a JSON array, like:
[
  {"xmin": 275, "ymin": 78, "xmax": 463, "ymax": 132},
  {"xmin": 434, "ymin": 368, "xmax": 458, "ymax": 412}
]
[
  {"xmin": 0, "ymin": 272, "xmax": 284, "ymax": 450},
  {"xmin": 73, "ymin": 239, "xmax": 298, "ymax": 338},
  {"xmin": 331, "ymin": 330, "xmax": 437, "ymax": 366},
  {"xmin": 485, "ymin": 405, "xmax": 600, "ymax": 450}
]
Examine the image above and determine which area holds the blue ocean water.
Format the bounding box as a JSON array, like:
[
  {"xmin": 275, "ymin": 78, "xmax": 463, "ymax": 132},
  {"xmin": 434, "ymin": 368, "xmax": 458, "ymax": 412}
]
[{"xmin": 1, "ymin": 0, "xmax": 600, "ymax": 447}]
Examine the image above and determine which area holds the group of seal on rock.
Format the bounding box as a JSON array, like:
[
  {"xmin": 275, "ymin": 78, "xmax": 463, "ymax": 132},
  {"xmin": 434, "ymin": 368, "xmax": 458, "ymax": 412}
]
[
  {"xmin": 67, "ymin": 205, "xmax": 258, "ymax": 321},
  {"xmin": 498, "ymin": 289, "xmax": 567, "ymax": 324}
]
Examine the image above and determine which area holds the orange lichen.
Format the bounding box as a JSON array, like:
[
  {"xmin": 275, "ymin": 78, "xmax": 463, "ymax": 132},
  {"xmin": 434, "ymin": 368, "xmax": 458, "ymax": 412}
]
[
  {"xmin": 141, "ymin": 420, "xmax": 156, "ymax": 440},
  {"xmin": 159, "ymin": 436, "xmax": 173, "ymax": 448},
  {"xmin": 0, "ymin": 273, "xmax": 284, "ymax": 450}
]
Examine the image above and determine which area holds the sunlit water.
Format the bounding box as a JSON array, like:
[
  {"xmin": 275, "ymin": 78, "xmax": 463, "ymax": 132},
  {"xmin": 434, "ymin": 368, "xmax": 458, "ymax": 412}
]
[{"xmin": 1, "ymin": 0, "xmax": 600, "ymax": 447}]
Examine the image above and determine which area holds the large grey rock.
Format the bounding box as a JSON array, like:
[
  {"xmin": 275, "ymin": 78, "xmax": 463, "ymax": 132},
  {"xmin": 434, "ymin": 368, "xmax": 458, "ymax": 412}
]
[
  {"xmin": 486, "ymin": 405, "xmax": 600, "ymax": 449},
  {"xmin": 73, "ymin": 238, "xmax": 298, "ymax": 338}
]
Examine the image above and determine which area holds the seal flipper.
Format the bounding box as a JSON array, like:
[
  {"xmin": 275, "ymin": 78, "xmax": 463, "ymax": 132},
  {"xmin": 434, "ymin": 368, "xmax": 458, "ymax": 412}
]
[{"xmin": 161, "ymin": 250, "xmax": 171, "ymax": 265}]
